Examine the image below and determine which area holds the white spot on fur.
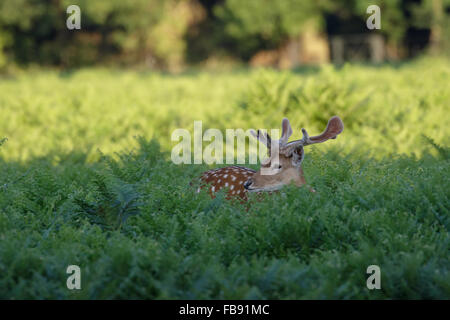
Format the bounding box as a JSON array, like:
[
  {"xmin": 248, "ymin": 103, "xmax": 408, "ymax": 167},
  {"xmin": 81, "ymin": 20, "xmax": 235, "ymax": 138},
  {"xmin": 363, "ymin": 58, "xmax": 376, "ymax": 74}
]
[
  {"xmin": 225, "ymin": 182, "xmax": 229, "ymax": 187},
  {"xmin": 211, "ymin": 186, "xmax": 215, "ymax": 192},
  {"xmin": 230, "ymin": 185, "xmax": 234, "ymax": 190},
  {"xmin": 223, "ymin": 174, "xmax": 228, "ymax": 178}
]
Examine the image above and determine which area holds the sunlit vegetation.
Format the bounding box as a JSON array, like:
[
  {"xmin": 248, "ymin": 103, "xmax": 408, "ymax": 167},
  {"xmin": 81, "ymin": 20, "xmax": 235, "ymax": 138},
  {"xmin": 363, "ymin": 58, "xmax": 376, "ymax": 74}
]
[{"xmin": 0, "ymin": 58, "xmax": 449, "ymax": 298}]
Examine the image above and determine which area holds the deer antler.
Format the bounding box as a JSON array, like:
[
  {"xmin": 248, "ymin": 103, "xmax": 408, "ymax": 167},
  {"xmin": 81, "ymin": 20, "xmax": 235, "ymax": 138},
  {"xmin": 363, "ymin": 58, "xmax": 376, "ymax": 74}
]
[
  {"xmin": 250, "ymin": 117, "xmax": 293, "ymax": 153},
  {"xmin": 281, "ymin": 116, "xmax": 344, "ymax": 156},
  {"xmin": 250, "ymin": 129, "xmax": 272, "ymax": 150}
]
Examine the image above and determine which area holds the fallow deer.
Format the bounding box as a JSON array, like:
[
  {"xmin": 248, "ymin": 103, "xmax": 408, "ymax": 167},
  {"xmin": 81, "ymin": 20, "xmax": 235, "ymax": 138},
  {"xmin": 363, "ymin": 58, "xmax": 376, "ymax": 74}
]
[{"xmin": 197, "ymin": 116, "xmax": 344, "ymax": 200}]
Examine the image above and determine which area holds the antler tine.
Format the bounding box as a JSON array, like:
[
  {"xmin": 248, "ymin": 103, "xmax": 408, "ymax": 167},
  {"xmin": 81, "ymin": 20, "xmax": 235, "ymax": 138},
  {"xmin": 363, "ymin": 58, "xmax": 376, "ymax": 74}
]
[
  {"xmin": 250, "ymin": 128, "xmax": 272, "ymax": 151},
  {"xmin": 279, "ymin": 127, "xmax": 308, "ymax": 152},
  {"xmin": 280, "ymin": 116, "xmax": 344, "ymax": 156},
  {"xmin": 299, "ymin": 128, "xmax": 312, "ymax": 146},
  {"xmin": 280, "ymin": 118, "xmax": 293, "ymax": 146}
]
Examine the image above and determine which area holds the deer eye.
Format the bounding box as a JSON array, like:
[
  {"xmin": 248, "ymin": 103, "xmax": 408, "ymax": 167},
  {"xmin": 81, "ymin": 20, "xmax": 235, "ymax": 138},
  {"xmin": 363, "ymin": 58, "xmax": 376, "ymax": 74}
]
[{"xmin": 278, "ymin": 165, "xmax": 282, "ymax": 169}]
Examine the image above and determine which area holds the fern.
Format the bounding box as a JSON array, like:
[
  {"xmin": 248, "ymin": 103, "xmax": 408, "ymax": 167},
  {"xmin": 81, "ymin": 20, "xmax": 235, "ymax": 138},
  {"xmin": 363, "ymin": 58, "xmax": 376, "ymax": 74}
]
[
  {"xmin": 0, "ymin": 137, "xmax": 7, "ymax": 148},
  {"xmin": 0, "ymin": 62, "xmax": 449, "ymax": 299},
  {"xmin": 74, "ymin": 171, "xmax": 142, "ymax": 231},
  {"xmin": 422, "ymin": 135, "xmax": 450, "ymax": 160}
]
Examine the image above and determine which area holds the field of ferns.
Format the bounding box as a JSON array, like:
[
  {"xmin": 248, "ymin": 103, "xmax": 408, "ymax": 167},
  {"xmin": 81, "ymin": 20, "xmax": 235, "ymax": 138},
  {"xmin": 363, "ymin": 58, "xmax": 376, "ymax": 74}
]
[{"xmin": 0, "ymin": 57, "xmax": 449, "ymax": 299}]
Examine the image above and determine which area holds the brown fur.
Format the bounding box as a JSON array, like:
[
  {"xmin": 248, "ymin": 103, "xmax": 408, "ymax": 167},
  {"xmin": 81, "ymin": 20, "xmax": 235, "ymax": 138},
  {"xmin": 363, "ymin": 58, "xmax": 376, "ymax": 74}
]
[{"xmin": 198, "ymin": 166, "xmax": 255, "ymax": 200}]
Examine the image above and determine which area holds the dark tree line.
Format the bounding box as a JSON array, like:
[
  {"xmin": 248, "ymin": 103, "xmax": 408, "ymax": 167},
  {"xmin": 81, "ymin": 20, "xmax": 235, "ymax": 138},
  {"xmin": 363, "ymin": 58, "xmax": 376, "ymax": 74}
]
[{"xmin": 0, "ymin": 0, "xmax": 448, "ymax": 70}]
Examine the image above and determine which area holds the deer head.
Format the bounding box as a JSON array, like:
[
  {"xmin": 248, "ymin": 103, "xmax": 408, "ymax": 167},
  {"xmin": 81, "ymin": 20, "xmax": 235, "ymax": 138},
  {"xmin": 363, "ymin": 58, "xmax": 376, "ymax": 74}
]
[{"xmin": 244, "ymin": 116, "xmax": 344, "ymax": 192}]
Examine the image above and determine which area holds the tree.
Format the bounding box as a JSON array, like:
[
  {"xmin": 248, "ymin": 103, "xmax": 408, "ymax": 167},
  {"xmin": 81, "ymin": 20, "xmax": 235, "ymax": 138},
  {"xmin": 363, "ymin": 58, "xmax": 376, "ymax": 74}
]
[
  {"xmin": 409, "ymin": 0, "xmax": 450, "ymax": 54},
  {"xmin": 214, "ymin": 0, "xmax": 329, "ymax": 61},
  {"xmin": 0, "ymin": 0, "xmax": 203, "ymax": 69}
]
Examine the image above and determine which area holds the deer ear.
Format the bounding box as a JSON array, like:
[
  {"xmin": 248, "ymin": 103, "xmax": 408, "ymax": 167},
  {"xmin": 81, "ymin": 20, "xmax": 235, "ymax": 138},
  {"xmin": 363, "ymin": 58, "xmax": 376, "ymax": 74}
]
[
  {"xmin": 280, "ymin": 118, "xmax": 293, "ymax": 145},
  {"xmin": 291, "ymin": 146, "xmax": 304, "ymax": 167}
]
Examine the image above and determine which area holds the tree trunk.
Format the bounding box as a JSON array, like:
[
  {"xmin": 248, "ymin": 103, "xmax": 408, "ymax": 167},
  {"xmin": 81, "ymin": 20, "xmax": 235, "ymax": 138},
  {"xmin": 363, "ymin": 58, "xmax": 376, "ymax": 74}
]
[{"xmin": 429, "ymin": 0, "xmax": 444, "ymax": 54}]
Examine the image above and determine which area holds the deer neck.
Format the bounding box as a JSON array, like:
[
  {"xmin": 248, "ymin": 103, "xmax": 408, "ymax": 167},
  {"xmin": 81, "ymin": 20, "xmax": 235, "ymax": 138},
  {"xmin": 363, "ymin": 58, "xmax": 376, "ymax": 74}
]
[{"xmin": 294, "ymin": 166, "xmax": 307, "ymax": 187}]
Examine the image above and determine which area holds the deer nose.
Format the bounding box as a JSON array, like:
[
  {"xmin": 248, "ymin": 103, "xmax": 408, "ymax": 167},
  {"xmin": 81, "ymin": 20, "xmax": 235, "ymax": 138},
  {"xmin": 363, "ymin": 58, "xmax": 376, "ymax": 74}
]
[{"xmin": 243, "ymin": 179, "xmax": 253, "ymax": 190}]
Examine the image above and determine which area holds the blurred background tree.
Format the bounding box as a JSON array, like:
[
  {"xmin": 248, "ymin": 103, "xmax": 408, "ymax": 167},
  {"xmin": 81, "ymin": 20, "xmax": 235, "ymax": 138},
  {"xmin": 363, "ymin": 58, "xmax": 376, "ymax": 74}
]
[
  {"xmin": 213, "ymin": 0, "xmax": 325, "ymax": 59},
  {"xmin": 0, "ymin": 0, "xmax": 204, "ymax": 70},
  {"xmin": 0, "ymin": 0, "xmax": 448, "ymax": 71},
  {"xmin": 348, "ymin": 0, "xmax": 409, "ymax": 58},
  {"xmin": 409, "ymin": 0, "xmax": 450, "ymax": 53}
]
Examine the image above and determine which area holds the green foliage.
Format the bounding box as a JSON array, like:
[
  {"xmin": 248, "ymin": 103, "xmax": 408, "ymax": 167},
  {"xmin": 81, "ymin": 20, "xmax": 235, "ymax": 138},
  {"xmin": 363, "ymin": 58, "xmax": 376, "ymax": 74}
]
[
  {"xmin": 409, "ymin": 0, "xmax": 450, "ymax": 53},
  {"xmin": 214, "ymin": 0, "xmax": 326, "ymax": 59},
  {"xmin": 353, "ymin": 0, "xmax": 450, "ymax": 51},
  {"xmin": 0, "ymin": 138, "xmax": 448, "ymax": 299},
  {"xmin": 0, "ymin": 0, "xmax": 200, "ymax": 69},
  {"xmin": 354, "ymin": 0, "xmax": 407, "ymax": 45},
  {"xmin": 422, "ymin": 135, "xmax": 450, "ymax": 160},
  {"xmin": 1, "ymin": 0, "xmax": 449, "ymax": 68},
  {"xmin": 0, "ymin": 59, "xmax": 449, "ymax": 299}
]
